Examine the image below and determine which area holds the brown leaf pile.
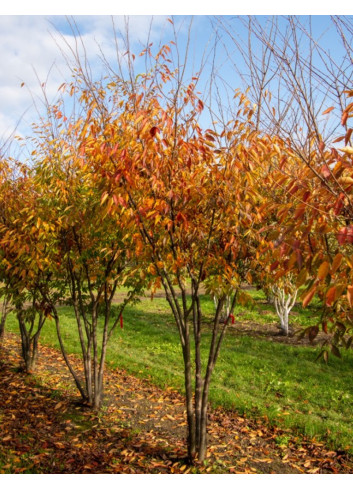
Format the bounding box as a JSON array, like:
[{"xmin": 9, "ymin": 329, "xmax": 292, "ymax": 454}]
[{"xmin": 1, "ymin": 332, "xmax": 352, "ymax": 474}]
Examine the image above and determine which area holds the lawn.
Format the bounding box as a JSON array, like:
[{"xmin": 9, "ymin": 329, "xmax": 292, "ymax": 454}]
[{"xmin": 4, "ymin": 287, "xmax": 353, "ymax": 454}]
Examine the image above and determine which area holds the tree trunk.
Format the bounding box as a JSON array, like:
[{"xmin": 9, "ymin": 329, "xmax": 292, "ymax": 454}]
[
  {"xmin": 182, "ymin": 337, "xmax": 196, "ymax": 460},
  {"xmin": 18, "ymin": 320, "xmax": 39, "ymax": 373},
  {"xmin": 281, "ymin": 309, "xmax": 289, "ymax": 335},
  {"xmin": 53, "ymin": 309, "xmax": 87, "ymax": 402},
  {"xmin": 0, "ymin": 294, "xmax": 9, "ymax": 345},
  {"xmin": 0, "ymin": 315, "xmax": 5, "ymax": 342},
  {"xmin": 273, "ymin": 285, "xmax": 297, "ymax": 336}
]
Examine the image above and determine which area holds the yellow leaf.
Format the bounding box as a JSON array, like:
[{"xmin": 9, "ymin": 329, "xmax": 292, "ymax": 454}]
[
  {"xmin": 331, "ymin": 253, "xmax": 343, "ymax": 274},
  {"xmin": 326, "ymin": 286, "xmax": 336, "ymax": 306},
  {"xmin": 302, "ymin": 286, "xmax": 317, "ymax": 308},
  {"xmin": 339, "ymin": 146, "xmax": 353, "ymax": 155},
  {"xmin": 317, "ymin": 261, "xmax": 329, "ymax": 280},
  {"xmin": 339, "ymin": 176, "xmax": 353, "ymax": 185},
  {"xmin": 347, "ymin": 286, "xmax": 353, "ymax": 307},
  {"xmin": 101, "ymin": 192, "xmax": 109, "ymax": 205}
]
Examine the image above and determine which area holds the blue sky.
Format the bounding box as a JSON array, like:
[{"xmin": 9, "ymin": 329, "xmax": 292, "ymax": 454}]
[{"xmin": 0, "ymin": 7, "xmax": 352, "ymax": 157}]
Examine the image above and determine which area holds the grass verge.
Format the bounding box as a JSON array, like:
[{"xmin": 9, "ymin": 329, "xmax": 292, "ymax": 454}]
[{"xmin": 4, "ymin": 288, "xmax": 353, "ymax": 454}]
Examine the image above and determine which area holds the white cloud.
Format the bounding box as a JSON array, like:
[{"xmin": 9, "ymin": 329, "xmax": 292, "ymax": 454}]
[{"xmin": 0, "ymin": 15, "xmax": 170, "ymax": 148}]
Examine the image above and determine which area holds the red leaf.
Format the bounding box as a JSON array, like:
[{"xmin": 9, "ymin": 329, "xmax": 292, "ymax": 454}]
[
  {"xmin": 345, "ymin": 128, "xmax": 353, "ymax": 146},
  {"xmin": 322, "ymin": 321, "xmax": 328, "ymax": 334},
  {"xmin": 321, "ymin": 164, "xmax": 331, "ymax": 178},
  {"xmin": 337, "ymin": 226, "xmax": 353, "ymax": 244},
  {"xmin": 332, "ymin": 136, "xmax": 345, "ymax": 144},
  {"xmin": 150, "ymin": 126, "xmax": 160, "ymax": 137},
  {"xmin": 341, "ymin": 111, "xmax": 349, "ymax": 126},
  {"xmin": 296, "ymin": 249, "xmax": 303, "ymax": 269},
  {"xmin": 308, "ymin": 325, "xmax": 319, "ymax": 342},
  {"xmin": 302, "ymin": 190, "xmax": 311, "ymax": 202},
  {"xmin": 334, "ymin": 193, "xmax": 345, "ymax": 216}
]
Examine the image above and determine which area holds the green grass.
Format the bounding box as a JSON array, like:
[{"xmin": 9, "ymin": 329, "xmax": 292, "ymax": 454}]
[{"xmin": 5, "ymin": 288, "xmax": 353, "ymax": 454}]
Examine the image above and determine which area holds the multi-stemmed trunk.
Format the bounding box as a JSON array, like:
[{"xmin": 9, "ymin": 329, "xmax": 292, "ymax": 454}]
[
  {"xmin": 50, "ymin": 267, "xmax": 124, "ymax": 409},
  {"xmin": 272, "ymin": 285, "xmax": 298, "ymax": 336},
  {"xmin": 125, "ymin": 190, "xmax": 238, "ymax": 462},
  {"xmin": 16, "ymin": 307, "xmax": 46, "ymax": 373},
  {"xmin": 53, "ymin": 309, "xmax": 108, "ymax": 408},
  {"xmin": 159, "ymin": 269, "xmax": 238, "ymax": 462}
]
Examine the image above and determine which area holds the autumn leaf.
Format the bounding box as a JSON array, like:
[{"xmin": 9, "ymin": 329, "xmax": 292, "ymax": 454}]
[
  {"xmin": 337, "ymin": 226, "xmax": 353, "ymax": 245},
  {"xmin": 339, "ymin": 146, "xmax": 353, "ymax": 155},
  {"xmin": 347, "ymin": 286, "xmax": 353, "ymax": 307},
  {"xmin": 302, "ymin": 286, "xmax": 317, "ymax": 308},
  {"xmin": 341, "ymin": 111, "xmax": 349, "ymax": 126},
  {"xmin": 321, "ymin": 164, "xmax": 331, "ymax": 178},
  {"xmin": 308, "ymin": 325, "xmax": 319, "ymax": 342},
  {"xmin": 331, "ymin": 253, "xmax": 343, "ymax": 274},
  {"xmin": 317, "ymin": 262, "xmax": 329, "ymax": 281},
  {"xmin": 326, "ymin": 286, "xmax": 336, "ymax": 306},
  {"xmin": 150, "ymin": 126, "xmax": 160, "ymax": 137}
]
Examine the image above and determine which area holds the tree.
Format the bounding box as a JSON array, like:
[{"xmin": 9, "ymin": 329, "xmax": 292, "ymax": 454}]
[
  {"xmin": 216, "ymin": 16, "xmax": 352, "ymax": 148},
  {"xmin": 253, "ymin": 87, "xmax": 353, "ymax": 353},
  {"xmin": 0, "ymin": 157, "xmax": 12, "ymax": 345},
  {"xmin": 71, "ymin": 40, "xmax": 270, "ymax": 461},
  {"xmin": 29, "ymin": 92, "xmax": 143, "ymax": 408},
  {"xmin": 272, "ymin": 279, "xmax": 298, "ymax": 336},
  {"xmin": 0, "ymin": 161, "xmax": 53, "ymax": 371}
]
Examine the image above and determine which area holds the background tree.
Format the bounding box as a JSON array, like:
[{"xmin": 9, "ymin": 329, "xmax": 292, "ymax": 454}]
[
  {"xmin": 0, "ymin": 157, "xmax": 13, "ymax": 344},
  {"xmin": 0, "ymin": 161, "xmax": 55, "ymax": 371}
]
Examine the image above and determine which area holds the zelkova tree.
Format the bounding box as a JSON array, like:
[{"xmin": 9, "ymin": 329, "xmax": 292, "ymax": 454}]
[
  {"xmin": 76, "ymin": 46, "xmax": 268, "ymax": 461},
  {"xmin": 30, "ymin": 97, "xmax": 143, "ymax": 408}
]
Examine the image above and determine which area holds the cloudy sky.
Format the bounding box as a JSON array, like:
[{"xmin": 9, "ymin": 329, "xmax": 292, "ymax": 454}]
[
  {"xmin": 0, "ymin": 4, "xmax": 351, "ymax": 157},
  {"xmin": 0, "ymin": 15, "xmax": 173, "ymax": 142}
]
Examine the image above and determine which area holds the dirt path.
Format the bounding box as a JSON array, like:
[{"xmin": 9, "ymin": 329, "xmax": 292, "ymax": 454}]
[{"xmin": 1, "ymin": 332, "xmax": 352, "ymax": 474}]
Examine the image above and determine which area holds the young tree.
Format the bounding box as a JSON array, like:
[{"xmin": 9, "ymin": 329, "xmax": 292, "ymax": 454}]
[
  {"xmin": 255, "ymin": 88, "xmax": 353, "ymax": 353},
  {"xmin": 0, "ymin": 158, "xmax": 12, "ymax": 345},
  {"xmin": 75, "ymin": 41, "xmax": 268, "ymax": 460},
  {"xmin": 0, "ymin": 161, "xmax": 53, "ymax": 371},
  {"xmin": 272, "ymin": 280, "xmax": 298, "ymax": 336},
  {"xmin": 30, "ymin": 93, "xmax": 143, "ymax": 408}
]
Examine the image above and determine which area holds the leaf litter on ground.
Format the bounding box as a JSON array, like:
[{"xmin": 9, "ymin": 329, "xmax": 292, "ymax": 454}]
[{"xmin": 0, "ymin": 332, "xmax": 352, "ymax": 474}]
